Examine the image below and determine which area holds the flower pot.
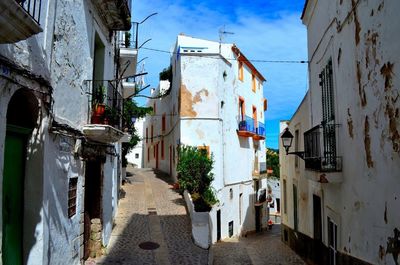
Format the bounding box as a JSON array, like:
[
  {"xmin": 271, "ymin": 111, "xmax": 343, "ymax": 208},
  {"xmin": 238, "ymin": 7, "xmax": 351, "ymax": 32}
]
[{"xmin": 94, "ymin": 104, "xmax": 106, "ymax": 116}]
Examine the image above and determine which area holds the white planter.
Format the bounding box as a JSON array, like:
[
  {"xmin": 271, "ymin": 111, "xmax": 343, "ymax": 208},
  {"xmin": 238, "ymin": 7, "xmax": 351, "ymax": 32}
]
[{"xmin": 183, "ymin": 190, "xmax": 210, "ymax": 249}]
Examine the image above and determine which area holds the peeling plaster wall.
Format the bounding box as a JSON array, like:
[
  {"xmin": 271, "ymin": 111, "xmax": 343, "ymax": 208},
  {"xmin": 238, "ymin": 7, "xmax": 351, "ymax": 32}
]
[
  {"xmin": 42, "ymin": 133, "xmax": 84, "ymax": 265},
  {"xmin": 51, "ymin": 0, "xmax": 114, "ymax": 129},
  {"xmin": 0, "ymin": 0, "xmax": 121, "ymax": 264},
  {"xmin": 300, "ymin": 0, "xmax": 400, "ymax": 264},
  {"xmin": 144, "ymin": 35, "xmax": 268, "ymax": 242}
]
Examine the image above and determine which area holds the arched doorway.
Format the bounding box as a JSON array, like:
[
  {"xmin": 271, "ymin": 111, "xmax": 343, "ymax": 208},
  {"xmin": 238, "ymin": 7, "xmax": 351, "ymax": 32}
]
[{"xmin": 2, "ymin": 89, "xmax": 38, "ymax": 265}]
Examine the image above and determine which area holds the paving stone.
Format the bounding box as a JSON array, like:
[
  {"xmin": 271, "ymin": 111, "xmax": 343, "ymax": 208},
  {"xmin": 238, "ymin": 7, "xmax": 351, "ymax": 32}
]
[{"xmin": 93, "ymin": 167, "xmax": 208, "ymax": 265}]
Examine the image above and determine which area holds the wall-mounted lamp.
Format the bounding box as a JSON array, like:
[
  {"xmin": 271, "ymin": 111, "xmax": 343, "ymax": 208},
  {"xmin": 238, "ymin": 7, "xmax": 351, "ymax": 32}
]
[{"xmin": 280, "ymin": 128, "xmax": 305, "ymax": 159}]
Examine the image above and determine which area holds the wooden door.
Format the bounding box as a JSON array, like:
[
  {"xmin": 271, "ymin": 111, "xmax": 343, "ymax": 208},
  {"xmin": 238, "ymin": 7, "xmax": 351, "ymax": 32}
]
[{"xmin": 2, "ymin": 127, "xmax": 29, "ymax": 265}]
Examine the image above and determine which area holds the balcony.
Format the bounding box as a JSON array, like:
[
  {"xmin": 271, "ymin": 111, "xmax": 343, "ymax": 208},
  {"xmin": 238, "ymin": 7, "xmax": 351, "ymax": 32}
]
[
  {"xmin": 237, "ymin": 116, "xmax": 256, "ymax": 137},
  {"xmin": 304, "ymin": 124, "xmax": 342, "ymax": 172},
  {"xmin": 118, "ymin": 29, "xmax": 138, "ymax": 78},
  {"xmin": 253, "ymin": 122, "xmax": 266, "ymax": 140},
  {"xmin": 0, "ymin": 0, "xmax": 43, "ymax": 43},
  {"xmin": 83, "ymin": 81, "xmax": 126, "ymax": 144},
  {"xmin": 92, "ymin": 0, "xmax": 131, "ymax": 30},
  {"xmin": 252, "ymin": 161, "xmax": 268, "ymax": 179}
]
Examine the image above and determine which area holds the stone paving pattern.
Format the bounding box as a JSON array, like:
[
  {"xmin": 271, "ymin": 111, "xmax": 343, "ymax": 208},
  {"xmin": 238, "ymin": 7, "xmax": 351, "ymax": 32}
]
[
  {"xmin": 89, "ymin": 166, "xmax": 307, "ymax": 265},
  {"xmin": 213, "ymin": 224, "xmax": 307, "ymax": 265},
  {"xmin": 94, "ymin": 167, "xmax": 208, "ymax": 265}
]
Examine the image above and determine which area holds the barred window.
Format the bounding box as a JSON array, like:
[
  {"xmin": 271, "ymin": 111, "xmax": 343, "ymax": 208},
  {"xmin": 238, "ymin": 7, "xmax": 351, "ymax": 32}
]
[{"xmin": 68, "ymin": 177, "xmax": 78, "ymax": 218}]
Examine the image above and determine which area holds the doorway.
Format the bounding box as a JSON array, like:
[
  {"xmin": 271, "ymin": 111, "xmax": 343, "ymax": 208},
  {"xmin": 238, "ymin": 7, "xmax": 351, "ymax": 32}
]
[
  {"xmin": 328, "ymin": 217, "xmax": 338, "ymax": 265},
  {"xmin": 313, "ymin": 194, "xmax": 323, "ymax": 263},
  {"xmin": 293, "ymin": 184, "xmax": 298, "ymax": 231},
  {"xmin": 217, "ymin": 210, "xmax": 221, "ymax": 241},
  {"xmin": 2, "ymin": 89, "xmax": 38, "ymax": 265},
  {"xmin": 84, "ymin": 160, "xmax": 103, "ymax": 259}
]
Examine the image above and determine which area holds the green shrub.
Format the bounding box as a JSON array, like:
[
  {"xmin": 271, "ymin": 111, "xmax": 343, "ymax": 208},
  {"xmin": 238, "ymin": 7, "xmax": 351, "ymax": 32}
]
[{"xmin": 177, "ymin": 145, "xmax": 218, "ymax": 211}]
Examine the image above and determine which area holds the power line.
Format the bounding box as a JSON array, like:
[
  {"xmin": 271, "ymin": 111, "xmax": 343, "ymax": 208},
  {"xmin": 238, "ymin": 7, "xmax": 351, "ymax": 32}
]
[{"xmin": 142, "ymin": 47, "xmax": 308, "ymax": 64}]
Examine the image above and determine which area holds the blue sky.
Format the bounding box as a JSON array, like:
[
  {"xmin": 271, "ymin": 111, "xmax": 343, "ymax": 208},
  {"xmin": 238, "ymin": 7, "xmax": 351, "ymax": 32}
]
[{"xmin": 131, "ymin": 0, "xmax": 308, "ymax": 149}]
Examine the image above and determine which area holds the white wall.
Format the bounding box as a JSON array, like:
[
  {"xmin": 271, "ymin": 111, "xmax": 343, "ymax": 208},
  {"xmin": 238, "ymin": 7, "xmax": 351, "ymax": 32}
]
[
  {"xmin": 295, "ymin": 1, "xmax": 400, "ymax": 264},
  {"xmin": 143, "ymin": 35, "xmax": 269, "ymax": 241},
  {"xmin": 127, "ymin": 119, "xmax": 144, "ymax": 168},
  {"xmin": 0, "ymin": 0, "xmax": 124, "ymax": 264}
]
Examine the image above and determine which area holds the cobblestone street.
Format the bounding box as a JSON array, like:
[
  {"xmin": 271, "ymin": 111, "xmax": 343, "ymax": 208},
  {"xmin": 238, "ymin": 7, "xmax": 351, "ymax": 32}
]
[
  {"xmin": 93, "ymin": 167, "xmax": 209, "ymax": 265},
  {"xmin": 212, "ymin": 225, "xmax": 306, "ymax": 265},
  {"xmin": 88, "ymin": 166, "xmax": 306, "ymax": 265}
]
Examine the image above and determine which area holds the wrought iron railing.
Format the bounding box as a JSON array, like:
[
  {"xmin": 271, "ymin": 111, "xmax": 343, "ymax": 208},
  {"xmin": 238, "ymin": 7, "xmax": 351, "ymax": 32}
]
[
  {"xmin": 16, "ymin": 0, "xmax": 42, "ymax": 24},
  {"xmin": 304, "ymin": 124, "xmax": 342, "ymax": 172},
  {"xmin": 118, "ymin": 25, "xmax": 138, "ymax": 49},
  {"xmin": 87, "ymin": 80, "xmax": 123, "ymax": 130},
  {"xmin": 238, "ymin": 116, "xmax": 256, "ymax": 133}
]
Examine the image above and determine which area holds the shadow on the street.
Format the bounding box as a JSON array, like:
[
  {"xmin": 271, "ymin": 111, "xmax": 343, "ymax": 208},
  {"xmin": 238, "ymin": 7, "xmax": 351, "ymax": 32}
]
[{"xmin": 96, "ymin": 213, "xmax": 208, "ymax": 265}]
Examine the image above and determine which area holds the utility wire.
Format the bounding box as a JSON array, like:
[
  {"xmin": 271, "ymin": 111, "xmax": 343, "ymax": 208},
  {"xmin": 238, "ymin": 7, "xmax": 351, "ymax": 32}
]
[{"xmin": 142, "ymin": 47, "xmax": 308, "ymax": 64}]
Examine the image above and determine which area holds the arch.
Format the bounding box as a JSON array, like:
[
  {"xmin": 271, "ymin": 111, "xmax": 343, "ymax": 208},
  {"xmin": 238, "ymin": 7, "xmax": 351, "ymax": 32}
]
[
  {"xmin": 6, "ymin": 88, "xmax": 39, "ymax": 129},
  {"xmin": 2, "ymin": 88, "xmax": 39, "ymax": 265}
]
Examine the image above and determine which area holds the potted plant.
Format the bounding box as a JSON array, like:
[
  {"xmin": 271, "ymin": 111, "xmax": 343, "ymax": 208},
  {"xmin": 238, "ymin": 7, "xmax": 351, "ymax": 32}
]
[
  {"xmin": 91, "ymin": 85, "xmax": 106, "ymax": 124},
  {"xmin": 104, "ymin": 106, "xmax": 120, "ymax": 126}
]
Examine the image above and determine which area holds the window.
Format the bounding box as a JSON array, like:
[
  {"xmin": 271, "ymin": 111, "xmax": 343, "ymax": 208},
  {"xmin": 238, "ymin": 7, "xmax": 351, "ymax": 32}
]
[
  {"xmin": 153, "ymin": 144, "xmax": 156, "ymax": 158},
  {"xmin": 252, "ymin": 106, "xmax": 257, "ymax": 130},
  {"xmin": 283, "ymin": 179, "xmax": 287, "ymax": 214},
  {"xmin": 320, "ymin": 59, "xmax": 337, "ymax": 166},
  {"xmin": 239, "ymin": 97, "xmax": 245, "ymax": 121},
  {"xmin": 293, "ymin": 184, "xmax": 298, "ymax": 231},
  {"xmin": 295, "ymin": 129, "xmax": 299, "ymax": 168},
  {"xmin": 135, "ymin": 153, "xmax": 139, "ymax": 159},
  {"xmin": 263, "ymin": 98, "xmax": 267, "ymax": 111},
  {"xmin": 252, "ymin": 74, "xmax": 256, "ymax": 92},
  {"xmin": 161, "ymin": 140, "xmax": 164, "ymax": 159},
  {"xmin": 153, "ymin": 102, "xmax": 156, "ymax": 115},
  {"xmin": 146, "ymin": 127, "xmax": 148, "ymax": 143},
  {"xmin": 162, "ymin": 113, "xmax": 166, "ymax": 132},
  {"xmin": 68, "ymin": 177, "xmax": 78, "ymax": 218},
  {"xmin": 151, "ymin": 125, "xmax": 153, "ymax": 143},
  {"xmin": 147, "ymin": 147, "xmax": 150, "ymax": 162},
  {"xmin": 328, "ymin": 217, "xmax": 338, "ymax": 265},
  {"xmin": 198, "ymin": 145, "xmax": 210, "ymax": 157},
  {"xmin": 238, "ymin": 61, "xmax": 244, "ymax": 81},
  {"xmin": 276, "ymin": 198, "xmax": 281, "ymax": 213}
]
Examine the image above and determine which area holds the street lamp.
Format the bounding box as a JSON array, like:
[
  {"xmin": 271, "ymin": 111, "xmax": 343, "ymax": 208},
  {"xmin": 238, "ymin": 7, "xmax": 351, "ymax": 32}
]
[{"xmin": 280, "ymin": 127, "xmax": 305, "ymax": 159}]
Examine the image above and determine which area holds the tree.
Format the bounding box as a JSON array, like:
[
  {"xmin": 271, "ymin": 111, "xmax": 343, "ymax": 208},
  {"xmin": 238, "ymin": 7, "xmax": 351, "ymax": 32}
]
[
  {"xmin": 121, "ymin": 99, "xmax": 152, "ymax": 167},
  {"xmin": 266, "ymin": 148, "xmax": 280, "ymax": 179}
]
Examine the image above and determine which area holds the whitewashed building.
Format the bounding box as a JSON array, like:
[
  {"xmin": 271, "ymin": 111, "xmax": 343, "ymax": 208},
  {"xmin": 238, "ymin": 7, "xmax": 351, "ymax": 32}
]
[
  {"xmin": 280, "ymin": 1, "xmax": 400, "ymax": 264},
  {"xmin": 0, "ymin": 0, "xmax": 135, "ymax": 264},
  {"xmin": 126, "ymin": 118, "xmax": 144, "ymax": 168},
  {"xmin": 143, "ymin": 35, "xmax": 269, "ymax": 242}
]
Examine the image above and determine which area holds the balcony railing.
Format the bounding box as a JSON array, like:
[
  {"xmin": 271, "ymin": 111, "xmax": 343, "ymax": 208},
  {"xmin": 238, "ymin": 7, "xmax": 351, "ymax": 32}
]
[
  {"xmin": 18, "ymin": 0, "xmax": 42, "ymax": 24},
  {"xmin": 88, "ymin": 80, "xmax": 123, "ymax": 130},
  {"xmin": 237, "ymin": 116, "xmax": 256, "ymax": 137},
  {"xmin": 304, "ymin": 124, "xmax": 342, "ymax": 172},
  {"xmin": 118, "ymin": 25, "xmax": 138, "ymax": 49},
  {"xmin": 92, "ymin": 0, "xmax": 131, "ymax": 30},
  {"xmin": 0, "ymin": 0, "xmax": 43, "ymax": 43},
  {"xmin": 254, "ymin": 122, "xmax": 266, "ymax": 140}
]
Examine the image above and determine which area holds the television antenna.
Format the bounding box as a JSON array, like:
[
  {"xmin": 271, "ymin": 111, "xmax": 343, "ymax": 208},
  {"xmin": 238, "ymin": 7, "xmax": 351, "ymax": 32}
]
[{"xmin": 219, "ymin": 26, "xmax": 234, "ymax": 53}]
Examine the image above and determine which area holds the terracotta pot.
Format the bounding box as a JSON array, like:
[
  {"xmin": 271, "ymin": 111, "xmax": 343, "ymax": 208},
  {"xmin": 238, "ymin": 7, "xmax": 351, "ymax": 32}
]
[{"xmin": 94, "ymin": 104, "xmax": 106, "ymax": 115}]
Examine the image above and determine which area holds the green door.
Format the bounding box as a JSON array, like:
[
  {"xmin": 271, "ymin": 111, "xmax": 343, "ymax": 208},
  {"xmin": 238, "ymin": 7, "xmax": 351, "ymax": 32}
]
[{"xmin": 2, "ymin": 126, "xmax": 29, "ymax": 265}]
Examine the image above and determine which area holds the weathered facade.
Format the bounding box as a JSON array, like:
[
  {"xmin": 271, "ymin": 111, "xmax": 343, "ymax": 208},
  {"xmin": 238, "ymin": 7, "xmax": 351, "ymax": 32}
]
[
  {"xmin": 0, "ymin": 0, "xmax": 134, "ymax": 264},
  {"xmin": 143, "ymin": 34, "xmax": 269, "ymax": 243},
  {"xmin": 280, "ymin": 1, "xmax": 400, "ymax": 264}
]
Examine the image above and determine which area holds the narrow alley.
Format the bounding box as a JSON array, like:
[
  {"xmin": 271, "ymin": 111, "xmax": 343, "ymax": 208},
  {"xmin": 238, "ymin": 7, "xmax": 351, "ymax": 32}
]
[
  {"xmin": 87, "ymin": 166, "xmax": 306, "ymax": 265},
  {"xmin": 91, "ymin": 166, "xmax": 209, "ymax": 265}
]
